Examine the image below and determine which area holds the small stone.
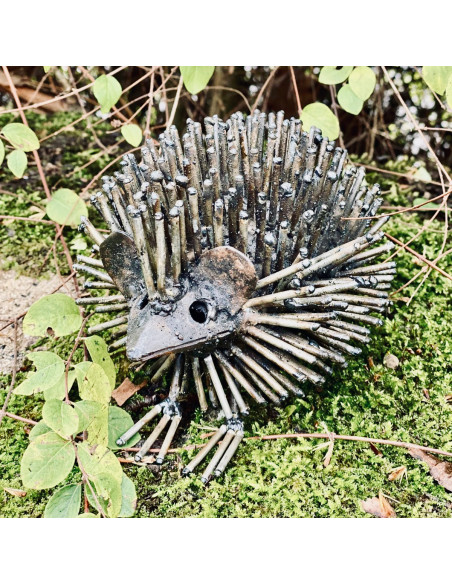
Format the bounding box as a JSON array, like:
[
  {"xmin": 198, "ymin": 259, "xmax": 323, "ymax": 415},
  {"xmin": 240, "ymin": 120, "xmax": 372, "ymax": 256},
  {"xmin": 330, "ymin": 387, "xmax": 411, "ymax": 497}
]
[{"xmin": 383, "ymin": 353, "xmax": 399, "ymax": 369}]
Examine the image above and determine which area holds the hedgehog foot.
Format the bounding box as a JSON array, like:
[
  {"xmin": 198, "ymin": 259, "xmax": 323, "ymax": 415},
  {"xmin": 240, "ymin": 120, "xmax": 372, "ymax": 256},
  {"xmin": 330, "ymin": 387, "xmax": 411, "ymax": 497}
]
[
  {"xmin": 116, "ymin": 398, "xmax": 182, "ymax": 464},
  {"xmin": 182, "ymin": 418, "xmax": 244, "ymax": 483}
]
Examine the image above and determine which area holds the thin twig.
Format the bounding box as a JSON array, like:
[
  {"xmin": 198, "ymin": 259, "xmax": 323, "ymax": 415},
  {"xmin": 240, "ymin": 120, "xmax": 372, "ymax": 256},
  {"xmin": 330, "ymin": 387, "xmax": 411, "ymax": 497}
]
[
  {"xmin": 251, "ymin": 67, "xmax": 279, "ymax": 113},
  {"xmin": 289, "ymin": 66, "xmax": 302, "ymax": 116},
  {"xmin": 385, "ymin": 232, "xmax": 452, "ymax": 282},
  {"xmin": 144, "ymin": 71, "xmax": 155, "ymax": 138},
  {"xmin": 2, "ymin": 412, "xmax": 37, "ymax": 426},
  {"xmin": 2, "ymin": 65, "xmax": 51, "ymax": 200},
  {"xmin": 0, "ymin": 215, "xmax": 55, "ymax": 224},
  {"xmin": 1, "ymin": 66, "xmax": 127, "ymax": 116},
  {"xmin": 120, "ymin": 431, "xmax": 452, "ymax": 459},
  {"xmin": 167, "ymin": 75, "xmax": 184, "ymax": 128}
]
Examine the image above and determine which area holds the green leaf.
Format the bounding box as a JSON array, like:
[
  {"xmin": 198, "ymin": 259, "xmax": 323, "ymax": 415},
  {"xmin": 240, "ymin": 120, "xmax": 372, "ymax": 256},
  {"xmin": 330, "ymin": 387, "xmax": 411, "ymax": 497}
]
[
  {"xmin": 13, "ymin": 352, "xmax": 65, "ymax": 396},
  {"xmin": 2, "ymin": 123, "xmax": 40, "ymax": 151},
  {"xmin": 43, "ymin": 66, "xmax": 52, "ymax": 73},
  {"xmin": 7, "ymin": 149, "xmax": 27, "ymax": 178},
  {"xmin": 84, "ymin": 335, "xmax": 116, "ymax": 390},
  {"xmin": 121, "ymin": 124, "xmax": 143, "ymax": 147},
  {"xmin": 180, "ymin": 66, "xmax": 215, "ymax": 94},
  {"xmin": 318, "ymin": 66, "xmax": 354, "ymax": 85},
  {"xmin": 74, "ymin": 400, "xmax": 104, "ymax": 432},
  {"xmin": 74, "ymin": 400, "xmax": 108, "ymax": 447},
  {"xmin": 77, "ymin": 442, "xmax": 122, "ymax": 484},
  {"xmin": 337, "ymin": 85, "xmax": 364, "ymax": 115},
  {"xmin": 29, "ymin": 420, "xmax": 53, "ymax": 441},
  {"xmin": 75, "ymin": 362, "xmax": 112, "ymax": 404},
  {"xmin": 44, "ymin": 483, "xmax": 81, "ymax": 518},
  {"xmin": 43, "ymin": 370, "xmax": 76, "ymax": 401},
  {"xmin": 69, "ymin": 233, "xmax": 88, "ymax": 251},
  {"xmin": 301, "ymin": 103, "xmax": 340, "ymax": 140},
  {"xmin": 108, "ymin": 406, "xmax": 140, "ymax": 450},
  {"xmin": 423, "ymin": 66, "xmax": 452, "ymax": 95},
  {"xmin": 77, "ymin": 442, "xmax": 123, "ymax": 517},
  {"xmin": 93, "ymin": 74, "xmax": 122, "ymax": 113},
  {"xmin": 446, "ymin": 76, "xmax": 452, "ymax": 109},
  {"xmin": 412, "ymin": 197, "xmax": 440, "ymax": 211},
  {"xmin": 0, "ymin": 139, "xmax": 4, "ymax": 166},
  {"xmin": 119, "ymin": 474, "xmax": 137, "ymax": 518},
  {"xmin": 78, "ymin": 512, "xmax": 97, "ymax": 518},
  {"xmin": 46, "ymin": 188, "xmax": 88, "ymax": 227},
  {"xmin": 21, "ymin": 431, "xmax": 75, "ymax": 489},
  {"xmin": 42, "ymin": 399, "xmax": 79, "ymax": 438},
  {"xmin": 412, "ymin": 166, "xmax": 432, "ymax": 183},
  {"xmin": 23, "ymin": 293, "xmax": 82, "ymax": 337},
  {"xmin": 348, "ymin": 66, "xmax": 376, "ymax": 101}
]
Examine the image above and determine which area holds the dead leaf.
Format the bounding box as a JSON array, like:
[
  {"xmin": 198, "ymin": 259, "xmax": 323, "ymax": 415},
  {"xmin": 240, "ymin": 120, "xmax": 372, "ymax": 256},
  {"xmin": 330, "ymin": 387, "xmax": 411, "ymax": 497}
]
[
  {"xmin": 409, "ymin": 448, "xmax": 452, "ymax": 492},
  {"xmin": 323, "ymin": 439, "xmax": 335, "ymax": 467},
  {"xmin": 112, "ymin": 378, "xmax": 146, "ymax": 406},
  {"xmin": 388, "ymin": 466, "xmax": 407, "ymax": 481},
  {"xmin": 383, "ymin": 353, "xmax": 399, "ymax": 369},
  {"xmin": 3, "ymin": 487, "xmax": 27, "ymax": 497},
  {"xmin": 445, "ymin": 394, "xmax": 452, "ymax": 403},
  {"xmin": 28, "ymin": 206, "xmax": 46, "ymax": 222},
  {"xmin": 368, "ymin": 356, "xmax": 375, "ymax": 369},
  {"xmin": 369, "ymin": 442, "xmax": 382, "ymax": 456},
  {"xmin": 361, "ymin": 490, "xmax": 396, "ymax": 518}
]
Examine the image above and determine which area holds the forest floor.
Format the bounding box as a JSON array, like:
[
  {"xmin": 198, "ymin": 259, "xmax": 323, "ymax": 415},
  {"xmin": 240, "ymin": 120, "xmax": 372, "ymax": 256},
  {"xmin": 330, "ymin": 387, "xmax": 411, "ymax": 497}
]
[{"xmin": 0, "ymin": 113, "xmax": 451, "ymax": 518}]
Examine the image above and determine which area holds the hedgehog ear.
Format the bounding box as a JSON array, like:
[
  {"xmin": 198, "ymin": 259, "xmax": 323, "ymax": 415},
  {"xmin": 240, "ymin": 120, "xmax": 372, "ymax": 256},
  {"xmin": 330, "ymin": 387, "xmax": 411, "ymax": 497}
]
[{"xmin": 99, "ymin": 231, "xmax": 145, "ymax": 299}]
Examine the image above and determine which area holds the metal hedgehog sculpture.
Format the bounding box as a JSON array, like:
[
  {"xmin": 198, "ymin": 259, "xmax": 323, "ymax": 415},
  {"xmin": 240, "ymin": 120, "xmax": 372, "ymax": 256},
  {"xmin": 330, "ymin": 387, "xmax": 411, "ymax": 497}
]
[{"xmin": 74, "ymin": 110, "xmax": 395, "ymax": 483}]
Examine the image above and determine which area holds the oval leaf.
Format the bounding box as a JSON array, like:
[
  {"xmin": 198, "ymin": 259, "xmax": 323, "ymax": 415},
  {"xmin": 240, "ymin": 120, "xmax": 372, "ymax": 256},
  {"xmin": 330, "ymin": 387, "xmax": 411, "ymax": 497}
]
[
  {"xmin": 84, "ymin": 335, "xmax": 116, "ymax": 390},
  {"xmin": 23, "ymin": 293, "xmax": 82, "ymax": 337},
  {"xmin": 44, "ymin": 483, "xmax": 81, "ymax": 518},
  {"xmin": 93, "ymin": 75, "xmax": 122, "ymax": 114},
  {"xmin": 2, "ymin": 123, "xmax": 40, "ymax": 151},
  {"xmin": 21, "ymin": 431, "xmax": 75, "ymax": 489},
  {"xmin": 338, "ymin": 84, "xmax": 364, "ymax": 115},
  {"xmin": 0, "ymin": 139, "xmax": 4, "ymax": 166},
  {"xmin": 318, "ymin": 66, "xmax": 354, "ymax": 85},
  {"xmin": 180, "ymin": 66, "xmax": 215, "ymax": 94},
  {"xmin": 46, "ymin": 188, "xmax": 88, "ymax": 227},
  {"xmin": 108, "ymin": 406, "xmax": 140, "ymax": 450},
  {"xmin": 7, "ymin": 149, "xmax": 27, "ymax": 178},
  {"xmin": 77, "ymin": 442, "xmax": 122, "ymax": 483},
  {"xmin": 423, "ymin": 66, "xmax": 452, "ymax": 95},
  {"xmin": 43, "ymin": 370, "xmax": 77, "ymax": 401},
  {"xmin": 75, "ymin": 362, "xmax": 112, "ymax": 404},
  {"xmin": 29, "ymin": 420, "xmax": 53, "ymax": 441},
  {"xmin": 75, "ymin": 400, "xmax": 108, "ymax": 447},
  {"xmin": 42, "ymin": 399, "xmax": 79, "ymax": 438},
  {"xmin": 119, "ymin": 474, "xmax": 137, "ymax": 518},
  {"xmin": 13, "ymin": 352, "xmax": 65, "ymax": 396},
  {"xmin": 301, "ymin": 103, "xmax": 340, "ymax": 140},
  {"xmin": 77, "ymin": 442, "xmax": 122, "ymax": 517},
  {"xmin": 349, "ymin": 66, "xmax": 376, "ymax": 101},
  {"xmin": 121, "ymin": 124, "xmax": 143, "ymax": 147}
]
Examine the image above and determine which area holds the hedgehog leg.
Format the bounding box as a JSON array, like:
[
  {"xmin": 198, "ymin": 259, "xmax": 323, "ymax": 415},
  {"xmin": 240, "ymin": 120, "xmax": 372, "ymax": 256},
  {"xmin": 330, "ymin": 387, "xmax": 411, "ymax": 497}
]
[
  {"xmin": 116, "ymin": 355, "xmax": 184, "ymax": 463},
  {"xmin": 182, "ymin": 418, "xmax": 244, "ymax": 484}
]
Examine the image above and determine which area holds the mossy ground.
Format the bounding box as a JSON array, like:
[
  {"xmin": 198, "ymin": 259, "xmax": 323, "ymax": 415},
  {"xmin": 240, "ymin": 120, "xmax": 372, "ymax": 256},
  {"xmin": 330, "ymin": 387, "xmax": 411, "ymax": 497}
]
[{"xmin": 0, "ymin": 113, "xmax": 451, "ymax": 517}]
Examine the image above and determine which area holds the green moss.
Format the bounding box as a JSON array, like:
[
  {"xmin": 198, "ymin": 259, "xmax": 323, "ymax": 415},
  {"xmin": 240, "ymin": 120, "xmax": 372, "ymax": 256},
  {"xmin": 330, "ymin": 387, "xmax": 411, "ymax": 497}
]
[{"xmin": 1, "ymin": 113, "xmax": 451, "ymax": 517}]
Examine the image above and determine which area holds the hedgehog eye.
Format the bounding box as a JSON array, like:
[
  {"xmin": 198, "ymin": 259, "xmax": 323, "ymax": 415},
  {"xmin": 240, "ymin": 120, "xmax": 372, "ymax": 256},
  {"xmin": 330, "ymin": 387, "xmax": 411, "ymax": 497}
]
[{"xmin": 189, "ymin": 300, "xmax": 209, "ymax": 324}]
